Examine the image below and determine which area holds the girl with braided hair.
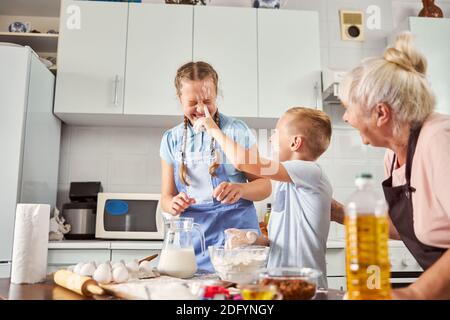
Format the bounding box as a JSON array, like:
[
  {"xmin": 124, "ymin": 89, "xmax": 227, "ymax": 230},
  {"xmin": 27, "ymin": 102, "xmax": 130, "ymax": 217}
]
[{"xmin": 160, "ymin": 61, "xmax": 271, "ymax": 272}]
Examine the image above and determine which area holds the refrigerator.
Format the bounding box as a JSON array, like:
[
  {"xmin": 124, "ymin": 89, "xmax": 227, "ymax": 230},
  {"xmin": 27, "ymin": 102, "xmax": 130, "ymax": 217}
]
[{"xmin": 0, "ymin": 45, "xmax": 61, "ymax": 278}]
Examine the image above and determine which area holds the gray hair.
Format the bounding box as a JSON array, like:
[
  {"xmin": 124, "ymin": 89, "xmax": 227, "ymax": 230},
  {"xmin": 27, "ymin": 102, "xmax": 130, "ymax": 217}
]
[{"xmin": 339, "ymin": 32, "xmax": 436, "ymax": 132}]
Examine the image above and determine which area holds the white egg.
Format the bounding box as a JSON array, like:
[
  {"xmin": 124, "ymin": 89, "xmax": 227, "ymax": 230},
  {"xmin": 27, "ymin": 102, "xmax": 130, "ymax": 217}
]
[
  {"xmin": 112, "ymin": 261, "xmax": 125, "ymax": 270},
  {"xmin": 79, "ymin": 262, "xmax": 96, "ymax": 277},
  {"xmin": 93, "ymin": 265, "xmax": 112, "ymax": 284},
  {"xmin": 139, "ymin": 260, "xmax": 153, "ymax": 273},
  {"xmin": 97, "ymin": 262, "xmax": 111, "ymax": 271},
  {"xmin": 112, "ymin": 266, "xmax": 129, "ymax": 283},
  {"xmin": 246, "ymin": 231, "xmax": 258, "ymax": 244},
  {"xmin": 73, "ymin": 262, "xmax": 84, "ymax": 274},
  {"xmin": 126, "ymin": 259, "xmax": 139, "ymax": 273}
]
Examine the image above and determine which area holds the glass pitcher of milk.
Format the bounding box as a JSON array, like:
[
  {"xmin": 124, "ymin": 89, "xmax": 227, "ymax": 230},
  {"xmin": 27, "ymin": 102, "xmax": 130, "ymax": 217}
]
[{"xmin": 157, "ymin": 217, "xmax": 205, "ymax": 278}]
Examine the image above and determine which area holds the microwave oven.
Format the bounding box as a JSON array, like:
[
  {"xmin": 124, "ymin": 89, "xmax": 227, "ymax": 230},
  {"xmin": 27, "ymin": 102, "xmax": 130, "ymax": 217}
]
[{"xmin": 95, "ymin": 193, "xmax": 165, "ymax": 240}]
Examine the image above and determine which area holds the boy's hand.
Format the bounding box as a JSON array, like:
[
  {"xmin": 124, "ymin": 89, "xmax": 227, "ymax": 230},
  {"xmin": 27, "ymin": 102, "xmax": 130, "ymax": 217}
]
[
  {"xmin": 224, "ymin": 228, "xmax": 258, "ymax": 249},
  {"xmin": 169, "ymin": 192, "xmax": 196, "ymax": 215},
  {"xmin": 194, "ymin": 105, "xmax": 218, "ymax": 134},
  {"xmin": 213, "ymin": 182, "xmax": 243, "ymax": 204}
]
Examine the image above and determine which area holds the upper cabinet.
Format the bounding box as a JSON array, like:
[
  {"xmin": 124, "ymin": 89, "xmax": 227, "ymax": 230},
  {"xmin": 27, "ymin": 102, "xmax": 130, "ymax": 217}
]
[
  {"xmin": 54, "ymin": 3, "xmax": 322, "ymax": 124},
  {"xmin": 124, "ymin": 4, "xmax": 193, "ymax": 116},
  {"xmin": 55, "ymin": 0, "xmax": 128, "ymax": 115},
  {"xmin": 193, "ymin": 6, "xmax": 258, "ymax": 118},
  {"xmin": 258, "ymin": 10, "xmax": 321, "ymax": 118},
  {"xmin": 406, "ymin": 18, "xmax": 450, "ymax": 115}
]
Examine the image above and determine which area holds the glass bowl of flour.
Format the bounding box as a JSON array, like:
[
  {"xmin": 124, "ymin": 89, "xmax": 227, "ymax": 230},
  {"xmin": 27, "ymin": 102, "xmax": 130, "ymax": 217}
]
[{"xmin": 209, "ymin": 245, "xmax": 270, "ymax": 284}]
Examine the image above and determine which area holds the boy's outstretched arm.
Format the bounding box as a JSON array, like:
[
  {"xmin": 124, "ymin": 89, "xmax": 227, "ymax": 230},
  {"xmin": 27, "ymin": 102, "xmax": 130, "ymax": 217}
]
[{"xmin": 198, "ymin": 107, "xmax": 291, "ymax": 183}]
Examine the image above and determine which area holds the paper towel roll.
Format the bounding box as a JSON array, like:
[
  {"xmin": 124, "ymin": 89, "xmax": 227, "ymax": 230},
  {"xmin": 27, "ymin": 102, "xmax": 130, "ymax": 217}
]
[{"xmin": 11, "ymin": 204, "xmax": 50, "ymax": 284}]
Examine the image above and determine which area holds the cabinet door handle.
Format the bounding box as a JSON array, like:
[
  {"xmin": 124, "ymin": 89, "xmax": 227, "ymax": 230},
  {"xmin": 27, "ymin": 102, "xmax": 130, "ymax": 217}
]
[{"xmin": 113, "ymin": 75, "xmax": 120, "ymax": 107}]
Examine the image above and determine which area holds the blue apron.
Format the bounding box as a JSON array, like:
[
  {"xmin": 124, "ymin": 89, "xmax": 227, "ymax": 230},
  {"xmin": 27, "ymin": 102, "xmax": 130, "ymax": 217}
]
[{"xmin": 172, "ymin": 139, "xmax": 260, "ymax": 273}]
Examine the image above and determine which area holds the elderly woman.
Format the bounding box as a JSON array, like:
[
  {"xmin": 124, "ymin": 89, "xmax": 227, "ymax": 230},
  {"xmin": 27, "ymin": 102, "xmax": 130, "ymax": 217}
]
[{"xmin": 331, "ymin": 32, "xmax": 450, "ymax": 299}]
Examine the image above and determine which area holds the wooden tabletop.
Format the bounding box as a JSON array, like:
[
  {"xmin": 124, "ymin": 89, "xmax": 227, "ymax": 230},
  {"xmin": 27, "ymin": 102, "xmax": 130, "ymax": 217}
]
[{"xmin": 0, "ymin": 277, "xmax": 345, "ymax": 300}]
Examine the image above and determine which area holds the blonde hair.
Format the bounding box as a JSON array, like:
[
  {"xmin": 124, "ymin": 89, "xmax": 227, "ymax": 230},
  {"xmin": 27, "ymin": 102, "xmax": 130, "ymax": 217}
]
[
  {"xmin": 339, "ymin": 32, "xmax": 435, "ymax": 131},
  {"xmin": 175, "ymin": 61, "xmax": 220, "ymax": 186},
  {"xmin": 285, "ymin": 107, "xmax": 332, "ymax": 159}
]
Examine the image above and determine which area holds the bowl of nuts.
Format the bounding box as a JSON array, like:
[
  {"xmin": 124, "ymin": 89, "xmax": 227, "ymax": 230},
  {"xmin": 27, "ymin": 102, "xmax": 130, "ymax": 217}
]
[{"xmin": 258, "ymin": 268, "xmax": 322, "ymax": 300}]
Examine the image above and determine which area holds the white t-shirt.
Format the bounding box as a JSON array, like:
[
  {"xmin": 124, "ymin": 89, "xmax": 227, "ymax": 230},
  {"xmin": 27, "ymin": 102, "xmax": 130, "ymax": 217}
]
[{"xmin": 267, "ymin": 160, "xmax": 332, "ymax": 288}]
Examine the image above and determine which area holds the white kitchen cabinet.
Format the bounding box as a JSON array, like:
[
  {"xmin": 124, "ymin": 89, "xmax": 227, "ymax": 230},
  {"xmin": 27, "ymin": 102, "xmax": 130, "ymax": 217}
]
[
  {"xmin": 258, "ymin": 10, "xmax": 321, "ymax": 118},
  {"xmin": 325, "ymin": 248, "xmax": 346, "ymax": 277},
  {"xmin": 193, "ymin": 6, "xmax": 258, "ymax": 118},
  {"xmin": 124, "ymin": 4, "xmax": 193, "ymax": 116},
  {"xmin": 55, "ymin": 0, "xmax": 128, "ymax": 115},
  {"xmin": 47, "ymin": 249, "xmax": 110, "ymax": 273},
  {"xmin": 396, "ymin": 18, "xmax": 450, "ymax": 115},
  {"xmin": 0, "ymin": 264, "xmax": 11, "ymax": 279},
  {"xmin": 327, "ymin": 277, "xmax": 347, "ymax": 291},
  {"xmin": 111, "ymin": 250, "xmax": 161, "ymax": 268}
]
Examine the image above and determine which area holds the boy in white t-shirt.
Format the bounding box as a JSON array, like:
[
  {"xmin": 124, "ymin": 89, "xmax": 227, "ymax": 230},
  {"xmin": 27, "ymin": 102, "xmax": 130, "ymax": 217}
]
[{"xmin": 198, "ymin": 106, "xmax": 333, "ymax": 288}]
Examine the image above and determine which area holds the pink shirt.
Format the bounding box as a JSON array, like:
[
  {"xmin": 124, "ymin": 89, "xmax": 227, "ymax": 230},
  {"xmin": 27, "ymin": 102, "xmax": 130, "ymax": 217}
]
[{"xmin": 384, "ymin": 113, "xmax": 450, "ymax": 249}]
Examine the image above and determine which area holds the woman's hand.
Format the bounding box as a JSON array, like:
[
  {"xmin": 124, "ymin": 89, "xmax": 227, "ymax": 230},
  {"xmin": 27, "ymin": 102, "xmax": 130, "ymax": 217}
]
[
  {"xmin": 168, "ymin": 192, "xmax": 196, "ymax": 215},
  {"xmin": 391, "ymin": 286, "xmax": 426, "ymax": 300},
  {"xmin": 331, "ymin": 199, "xmax": 345, "ymax": 224},
  {"xmin": 213, "ymin": 182, "xmax": 244, "ymax": 204}
]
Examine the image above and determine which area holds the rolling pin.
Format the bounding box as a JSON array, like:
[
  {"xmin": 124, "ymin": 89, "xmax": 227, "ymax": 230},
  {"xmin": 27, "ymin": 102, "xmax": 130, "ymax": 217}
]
[{"xmin": 54, "ymin": 270, "xmax": 105, "ymax": 297}]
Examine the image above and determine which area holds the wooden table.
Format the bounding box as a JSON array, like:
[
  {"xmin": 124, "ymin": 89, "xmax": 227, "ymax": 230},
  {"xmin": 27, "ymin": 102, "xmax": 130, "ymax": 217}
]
[{"xmin": 0, "ymin": 277, "xmax": 345, "ymax": 300}]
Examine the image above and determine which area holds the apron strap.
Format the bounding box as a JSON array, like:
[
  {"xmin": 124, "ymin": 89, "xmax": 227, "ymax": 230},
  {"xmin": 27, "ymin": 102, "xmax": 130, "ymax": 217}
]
[
  {"xmin": 405, "ymin": 125, "xmax": 423, "ymax": 184},
  {"xmin": 389, "ymin": 154, "xmax": 397, "ymax": 176},
  {"xmin": 390, "ymin": 125, "xmax": 423, "ymax": 185}
]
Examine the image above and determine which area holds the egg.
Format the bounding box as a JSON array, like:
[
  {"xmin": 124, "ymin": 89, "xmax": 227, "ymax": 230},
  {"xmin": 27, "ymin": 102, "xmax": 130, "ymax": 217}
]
[
  {"xmin": 73, "ymin": 262, "xmax": 84, "ymax": 275},
  {"xmin": 99, "ymin": 262, "xmax": 111, "ymax": 270},
  {"xmin": 79, "ymin": 262, "xmax": 96, "ymax": 277},
  {"xmin": 246, "ymin": 231, "xmax": 258, "ymax": 244},
  {"xmin": 93, "ymin": 264, "xmax": 112, "ymax": 284},
  {"xmin": 139, "ymin": 260, "xmax": 153, "ymax": 273},
  {"xmin": 112, "ymin": 261, "xmax": 125, "ymax": 270},
  {"xmin": 112, "ymin": 266, "xmax": 129, "ymax": 283},
  {"xmin": 125, "ymin": 259, "xmax": 139, "ymax": 273}
]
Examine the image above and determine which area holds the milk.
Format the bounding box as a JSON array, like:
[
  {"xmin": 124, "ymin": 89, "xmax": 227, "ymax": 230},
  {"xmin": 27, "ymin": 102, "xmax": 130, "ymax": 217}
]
[{"xmin": 157, "ymin": 248, "xmax": 197, "ymax": 279}]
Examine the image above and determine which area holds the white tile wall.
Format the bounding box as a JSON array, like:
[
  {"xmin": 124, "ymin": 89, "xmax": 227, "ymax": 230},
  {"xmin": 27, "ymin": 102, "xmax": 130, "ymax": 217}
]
[
  {"xmin": 320, "ymin": 105, "xmax": 386, "ymax": 239},
  {"xmin": 56, "ymin": 126, "xmax": 166, "ymax": 210}
]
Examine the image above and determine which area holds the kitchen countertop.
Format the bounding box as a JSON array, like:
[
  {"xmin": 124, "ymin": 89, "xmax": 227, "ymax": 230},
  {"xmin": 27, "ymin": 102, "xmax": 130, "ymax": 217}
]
[
  {"xmin": 48, "ymin": 239, "xmax": 408, "ymax": 250},
  {"xmin": 0, "ymin": 277, "xmax": 345, "ymax": 300},
  {"xmin": 48, "ymin": 240, "xmax": 164, "ymax": 250}
]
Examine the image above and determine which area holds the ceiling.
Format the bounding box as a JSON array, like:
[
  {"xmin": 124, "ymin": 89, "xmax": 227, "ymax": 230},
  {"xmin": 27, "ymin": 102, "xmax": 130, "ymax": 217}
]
[{"xmin": 0, "ymin": 0, "xmax": 61, "ymax": 17}]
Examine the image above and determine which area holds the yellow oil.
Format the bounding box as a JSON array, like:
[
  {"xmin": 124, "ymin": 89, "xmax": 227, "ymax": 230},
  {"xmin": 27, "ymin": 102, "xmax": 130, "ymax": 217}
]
[
  {"xmin": 345, "ymin": 214, "xmax": 391, "ymax": 300},
  {"xmin": 241, "ymin": 289, "xmax": 276, "ymax": 300}
]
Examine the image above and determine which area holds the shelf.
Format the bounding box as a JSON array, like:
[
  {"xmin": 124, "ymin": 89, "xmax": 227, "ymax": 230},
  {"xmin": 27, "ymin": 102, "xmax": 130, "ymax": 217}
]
[
  {"xmin": 0, "ymin": 32, "xmax": 58, "ymax": 52},
  {"xmin": 0, "ymin": 0, "xmax": 61, "ymax": 18}
]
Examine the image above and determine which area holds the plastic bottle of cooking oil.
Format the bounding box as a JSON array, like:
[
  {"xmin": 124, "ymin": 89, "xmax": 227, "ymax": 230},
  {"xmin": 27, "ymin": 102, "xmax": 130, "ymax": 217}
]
[
  {"xmin": 264, "ymin": 203, "xmax": 271, "ymax": 225},
  {"xmin": 345, "ymin": 173, "xmax": 391, "ymax": 300},
  {"xmin": 259, "ymin": 203, "xmax": 271, "ymax": 238}
]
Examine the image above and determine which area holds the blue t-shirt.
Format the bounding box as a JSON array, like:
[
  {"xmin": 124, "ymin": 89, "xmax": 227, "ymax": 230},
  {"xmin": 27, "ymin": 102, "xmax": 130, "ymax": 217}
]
[
  {"xmin": 267, "ymin": 160, "xmax": 332, "ymax": 289},
  {"xmin": 160, "ymin": 113, "xmax": 256, "ymax": 184}
]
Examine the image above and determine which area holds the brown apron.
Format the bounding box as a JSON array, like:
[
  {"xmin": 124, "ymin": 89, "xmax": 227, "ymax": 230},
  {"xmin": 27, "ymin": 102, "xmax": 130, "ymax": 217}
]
[{"xmin": 382, "ymin": 125, "xmax": 446, "ymax": 270}]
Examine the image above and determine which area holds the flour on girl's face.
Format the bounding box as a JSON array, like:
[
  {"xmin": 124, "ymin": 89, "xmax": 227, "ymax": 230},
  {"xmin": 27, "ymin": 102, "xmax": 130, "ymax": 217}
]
[{"xmin": 179, "ymin": 79, "xmax": 218, "ymax": 124}]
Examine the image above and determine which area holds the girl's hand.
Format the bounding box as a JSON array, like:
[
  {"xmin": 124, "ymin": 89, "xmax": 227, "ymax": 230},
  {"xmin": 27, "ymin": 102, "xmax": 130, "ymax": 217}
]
[
  {"xmin": 213, "ymin": 182, "xmax": 243, "ymax": 204},
  {"xmin": 169, "ymin": 192, "xmax": 196, "ymax": 215}
]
